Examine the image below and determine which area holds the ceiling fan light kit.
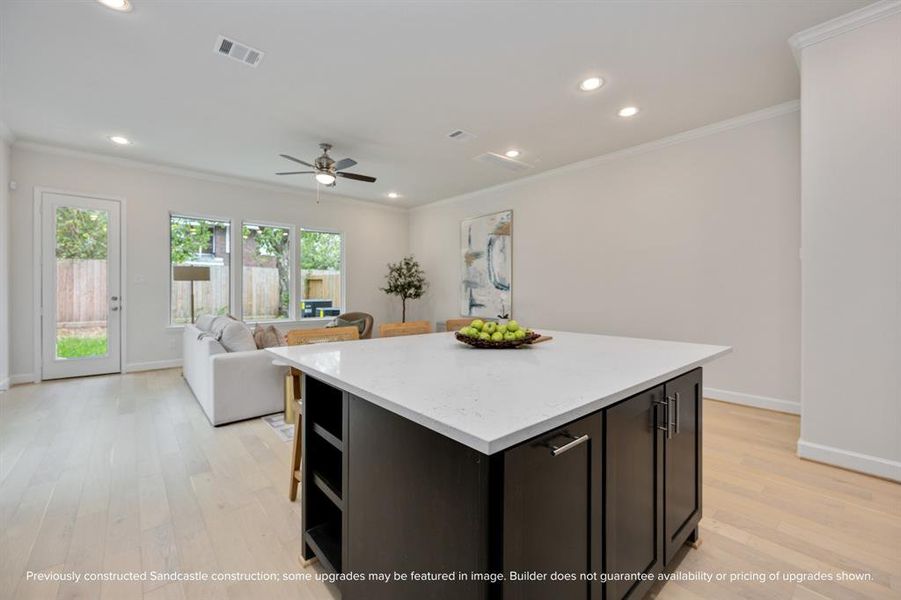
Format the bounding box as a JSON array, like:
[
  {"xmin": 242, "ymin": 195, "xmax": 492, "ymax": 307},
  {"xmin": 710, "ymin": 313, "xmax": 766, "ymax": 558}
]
[{"xmin": 277, "ymin": 143, "xmax": 376, "ymax": 189}]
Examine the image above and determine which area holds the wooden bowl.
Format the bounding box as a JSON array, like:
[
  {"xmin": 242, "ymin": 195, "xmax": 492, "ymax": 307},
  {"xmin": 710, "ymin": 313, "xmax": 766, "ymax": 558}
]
[{"xmin": 454, "ymin": 330, "xmax": 545, "ymax": 349}]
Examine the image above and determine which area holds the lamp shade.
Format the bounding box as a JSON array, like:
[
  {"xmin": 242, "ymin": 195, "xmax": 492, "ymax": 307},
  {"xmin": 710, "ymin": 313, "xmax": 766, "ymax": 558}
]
[{"xmin": 173, "ymin": 265, "xmax": 211, "ymax": 282}]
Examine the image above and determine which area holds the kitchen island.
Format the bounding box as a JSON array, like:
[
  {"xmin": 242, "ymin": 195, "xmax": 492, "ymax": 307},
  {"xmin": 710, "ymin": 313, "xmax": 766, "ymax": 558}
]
[{"xmin": 268, "ymin": 330, "xmax": 730, "ymax": 600}]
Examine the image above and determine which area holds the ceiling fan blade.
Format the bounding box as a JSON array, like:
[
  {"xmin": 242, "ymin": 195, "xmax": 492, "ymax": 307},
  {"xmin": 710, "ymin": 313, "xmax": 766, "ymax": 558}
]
[
  {"xmin": 279, "ymin": 154, "xmax": 315, "ymax": 168},
  {"xmin": 337, "ymin": 171, "xmax": 377, "ymax": 183},
  {"xmin": 275, "ymin": 171, "xmax": 314, "ymax": 175},
  {"xmin": 334, "ymin": 158, "xmax": 357, "ymax": 171}
]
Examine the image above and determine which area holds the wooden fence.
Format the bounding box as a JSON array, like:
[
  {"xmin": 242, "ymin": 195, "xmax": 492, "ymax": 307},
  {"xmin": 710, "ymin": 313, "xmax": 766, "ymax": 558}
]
[
  {"xmin": 241, "ymin": 267, "xmax": 281, "ymax": 320},
  {"xmin": 56, "ymin": 259, "xmax": 108, "ymax": 327},
  {"xmin": 58, "ymin": 260, "xmax": 342, "ymax": 325},
  {"xmin": 170, "ymin": 265, "xmax": 231, "ymax": 323},
  {"xmin": 302, "ymin": 269, "xmax": 342, "ymax": 307}
]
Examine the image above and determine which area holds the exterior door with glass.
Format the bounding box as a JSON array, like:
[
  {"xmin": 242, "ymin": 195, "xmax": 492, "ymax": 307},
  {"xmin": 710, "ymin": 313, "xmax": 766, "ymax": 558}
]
[{"xmin": 40, "ymin": 192, "xmax": 122, "ymax": 379}]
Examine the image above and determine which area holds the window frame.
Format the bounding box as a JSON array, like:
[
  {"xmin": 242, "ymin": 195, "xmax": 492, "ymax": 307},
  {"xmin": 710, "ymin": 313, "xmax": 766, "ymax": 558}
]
[
  {"xmin": 167, "ymin": 212, "xmax": 235, "ymax": 327},
  {"xmin": 298, "ymin": 227, "xmax": 346, "ymax": 322},
  {"xmin": 239, "ymin": 219, "xmax": 297, "ymax": 324}
]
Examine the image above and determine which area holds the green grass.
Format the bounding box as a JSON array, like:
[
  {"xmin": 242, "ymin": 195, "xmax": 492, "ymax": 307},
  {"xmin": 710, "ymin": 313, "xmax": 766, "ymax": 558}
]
[{"xmin": 57, "ymin": 336, "xmax": 108, "ymax": 358}]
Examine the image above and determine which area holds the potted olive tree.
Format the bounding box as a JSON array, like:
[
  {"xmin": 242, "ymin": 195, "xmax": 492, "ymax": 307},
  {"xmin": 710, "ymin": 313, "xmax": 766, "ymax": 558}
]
[{"xmin": 380, "ymin": 256, "xmax": 427, "ymax": 322}]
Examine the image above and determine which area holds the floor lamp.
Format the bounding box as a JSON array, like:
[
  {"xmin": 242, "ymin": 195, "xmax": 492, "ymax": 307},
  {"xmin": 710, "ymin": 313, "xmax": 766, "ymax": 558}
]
[{"xmin": 173, "ymin": 265, "xmax": 211, "ymax": 323}]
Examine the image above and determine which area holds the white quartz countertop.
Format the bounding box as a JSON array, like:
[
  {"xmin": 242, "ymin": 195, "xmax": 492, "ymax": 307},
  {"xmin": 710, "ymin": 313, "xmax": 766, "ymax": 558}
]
[{"xmin": 267, "ymin": 331, "xmax": 731, "ymax": 454}]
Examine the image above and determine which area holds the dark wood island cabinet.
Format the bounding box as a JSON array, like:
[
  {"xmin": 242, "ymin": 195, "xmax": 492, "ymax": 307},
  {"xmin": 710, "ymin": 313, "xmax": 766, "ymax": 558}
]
[{"xmin": 268, "ymin": 331, "xmax": 728, "ymax": 600}]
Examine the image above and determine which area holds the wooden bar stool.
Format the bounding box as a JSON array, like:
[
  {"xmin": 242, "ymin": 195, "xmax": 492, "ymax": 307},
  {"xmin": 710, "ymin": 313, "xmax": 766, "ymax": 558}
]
[
  {"xmin": 378, "ymin": 320, "xmax": 432, "ymax": 338},
  {"xmin": 285, "ymin": 326, "xmax": 360, "ymax": 501}
]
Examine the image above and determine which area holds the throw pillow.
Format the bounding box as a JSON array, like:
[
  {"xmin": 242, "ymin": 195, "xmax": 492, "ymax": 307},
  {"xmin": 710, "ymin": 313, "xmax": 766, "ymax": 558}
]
[
  {"xmin": 335, "ymin": 317, "xmax": 366, "ymax": 336},
  {"xmin": 219, "ymin": 320, "xmax": 257, "ymax": 352},
  {"xmin": 253, "ymin": 324, "xmax": 285, "ymax": 349}
]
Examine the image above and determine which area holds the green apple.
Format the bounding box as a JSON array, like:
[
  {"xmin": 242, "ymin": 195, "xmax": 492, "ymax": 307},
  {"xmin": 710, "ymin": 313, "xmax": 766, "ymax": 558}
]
[
  {"xmin": 467, "ymin": 328, "xmax": 480, "ymax": 338},
  {"xmin": 479, "ymin": 332, "xmax": 491, "ymax": 340},
  {"xmin": 470, "ymin": 319, "xmax": 484, "ymax": 331},
  {"xmin": 458, "ymin": 327, "xmax": 470, "ymax": 336},
  {"xmin": 514, "ymin": 329, "xmax": 526, "ymax": 340},
  {"xmin": 507, "ymin": 320, "xmax": 520, "ymax": 332},
  {"xmin": 497, "ymin": 324, "xmax": 508, "ymax": 334},
  {"xmin": 504, "ymin": 332, "xmax": 516, "ymax": 341},
  {"xmin": 491, "ymin": 331, "xmax": 504, "ymax": 342},
  {"xmin": 483, "ymin": 322, "xmax": 496, "ymax": 334}
]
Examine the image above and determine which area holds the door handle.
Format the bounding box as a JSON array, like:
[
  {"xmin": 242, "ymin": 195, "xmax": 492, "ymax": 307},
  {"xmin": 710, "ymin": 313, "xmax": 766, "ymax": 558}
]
[
  {"xmin": 111, "ymin": 296, "xmax": 119, "ymax": 301},
  {"xmin": 665, "ymin": 393, "xmax": 680, "ymax": 438},
  {"xmin": 111, "ymin": 306, "xmax": 119, "ymax": 311},
  {"xmin": 653, "ymin": 397, "xmax": 669, "ymax": 435},
  {"xmin": 549, "ymin": 432, "xmax": 590, "ymax": 456}
]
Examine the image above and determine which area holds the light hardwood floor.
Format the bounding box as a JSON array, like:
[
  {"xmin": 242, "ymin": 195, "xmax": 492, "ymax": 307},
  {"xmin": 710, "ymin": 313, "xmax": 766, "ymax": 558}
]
[{"xmin": 1, "ymin": 370, "xmax": 899, "ymax": 599}]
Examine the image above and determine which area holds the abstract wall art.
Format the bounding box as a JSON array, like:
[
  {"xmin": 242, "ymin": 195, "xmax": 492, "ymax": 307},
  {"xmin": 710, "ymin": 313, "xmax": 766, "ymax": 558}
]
[{"xmin": 461, "ymin": 210, "xmax": 512, "ymax": 318}]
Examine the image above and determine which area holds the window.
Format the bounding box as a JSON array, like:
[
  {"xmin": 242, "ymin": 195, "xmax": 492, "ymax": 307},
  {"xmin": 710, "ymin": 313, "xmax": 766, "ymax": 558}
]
[
  {"xmin": 170, "ymin": 215, "xmax": 231, "ymax": 324},
  {"xmin": 242, "ymin": 223, "xmax": 292, "ymax": 321},
  {"xmin": 300, "ymin": 230, "xmax": 343, "ymax": 319}
]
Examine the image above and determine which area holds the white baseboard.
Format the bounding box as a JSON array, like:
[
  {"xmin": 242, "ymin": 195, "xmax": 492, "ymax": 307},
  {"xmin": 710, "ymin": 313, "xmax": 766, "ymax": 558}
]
[
  {"xmin": 0, "ymin": 377, "xmax": 8, "ymax": 391},
  {"xmin": 797, "ymin": 439, "xmax": 901, "ymax": 482},
  {"xmin": 125, "ymin": 359, "xmax": 182, "ymax": 373},
  {"xmin": 703, "ymin": 387, "xmax": 800, "ymax": 415},
  {"xmin": 10, "ymin": 373, "xmax": 37, "ymax": 385}
]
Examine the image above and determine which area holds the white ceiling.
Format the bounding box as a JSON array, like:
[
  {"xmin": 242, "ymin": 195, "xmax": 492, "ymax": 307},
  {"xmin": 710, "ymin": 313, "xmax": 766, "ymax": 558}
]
[{"xmin": 0, "ymin": 0, "xmax": 869, "ymax": 207}]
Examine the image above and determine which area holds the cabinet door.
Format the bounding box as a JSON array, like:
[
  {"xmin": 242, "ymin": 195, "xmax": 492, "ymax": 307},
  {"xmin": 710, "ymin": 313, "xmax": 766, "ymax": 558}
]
[
  {"xmin": 664, "ymin": 368, "xmax": 702, "ymax": 564},
  {"xmin": 503, "ymin": 413, "xmax": 602, "ymax": 600},
  {"xmin": 603, "ymin": 386, "xmax": 664, "ymax": 600}
]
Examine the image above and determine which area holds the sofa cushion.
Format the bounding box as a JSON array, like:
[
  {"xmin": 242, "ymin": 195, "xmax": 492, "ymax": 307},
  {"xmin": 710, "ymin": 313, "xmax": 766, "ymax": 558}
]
[
  {"xmin": 195, "ymin": 314, "xmax": 217, "ymax": 331},
  {"xmin": 253, "ymin": 324, "xmax": 285, "ymax": 349},
  {"xmin": 219, "ymin": 320, "xmax": 257, "ymax": 352},
  {"xmin": 207, "ymin": 315, "xmax": 236, "ymax": 339}
]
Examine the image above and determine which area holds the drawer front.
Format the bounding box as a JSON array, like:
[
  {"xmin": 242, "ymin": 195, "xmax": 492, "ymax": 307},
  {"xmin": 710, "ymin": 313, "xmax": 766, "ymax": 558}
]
[{"xmin": 503, "ymin": 413, "xmax": 602, "ymax": 600}]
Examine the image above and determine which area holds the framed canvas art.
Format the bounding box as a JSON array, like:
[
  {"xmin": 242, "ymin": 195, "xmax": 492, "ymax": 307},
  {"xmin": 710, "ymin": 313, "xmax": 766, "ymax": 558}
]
[{"xmin": 461, "ymin": 210, "xmax": 512, "ymax": 318}]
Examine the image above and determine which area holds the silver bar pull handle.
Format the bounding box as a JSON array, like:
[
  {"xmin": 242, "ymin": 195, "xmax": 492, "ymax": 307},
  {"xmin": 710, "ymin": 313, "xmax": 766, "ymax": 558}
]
[
  {"xmin": 652, "ymin": 397, "xmax": 669, "ymax": 433},
  {"xmin": 550, "ymin": 433, "xmax": 590, "ymax": 456},
  {"xmin": 673, "ymin": 392, "xmax": 681, "ymax": 435}
]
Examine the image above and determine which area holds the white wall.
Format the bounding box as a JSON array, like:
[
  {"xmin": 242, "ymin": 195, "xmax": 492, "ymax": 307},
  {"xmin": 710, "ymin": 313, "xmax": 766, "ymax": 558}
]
[
  {"xmin": 796, "ymin": 10, "xmax": 901, "ymax": 480},
  {"xmin": 0, "ymin": 135, "xmax": 10, "ymax": 390},
  {"xmin": 8, "ymin": 145, "xmax": 409, "ymax": 379},
  {"xmin": 410, "ymin": 109, "xmax": 802, "ymax": 411}
]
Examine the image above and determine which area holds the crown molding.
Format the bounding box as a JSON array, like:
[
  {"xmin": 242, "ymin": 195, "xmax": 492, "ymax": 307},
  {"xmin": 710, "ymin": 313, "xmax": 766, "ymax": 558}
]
[
  {"xmin": 788, "ymin": 0, "xmax": 901, "ymax": 65},
  {"xmin": 10, "ymin": 140, "xmax": 407, "ymax": 214},
  {"xmin": 0, "ymin": 122, "xmax": 15, "ymax": 144},
  {"xmin": 412, "ymin": 100, "xmax": 800, "ymax": 213}
]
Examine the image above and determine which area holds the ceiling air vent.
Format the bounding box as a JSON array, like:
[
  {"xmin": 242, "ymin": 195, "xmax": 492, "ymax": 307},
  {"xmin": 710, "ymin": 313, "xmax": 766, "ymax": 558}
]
[
  {"xmin": 474, "ymin": 152, "xmax": 533, "ymax": 172},
  {"xmin": 215, "ymin": 35, "xmax": 264, "ymax": 67},
  {"xmin": 447, "ymin": 129, "xmax": 476, "ymax": 142}
]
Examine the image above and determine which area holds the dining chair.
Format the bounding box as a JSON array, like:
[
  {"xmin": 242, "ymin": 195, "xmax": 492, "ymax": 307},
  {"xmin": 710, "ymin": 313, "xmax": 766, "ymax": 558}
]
[
  {"xmin": 446, "ymin": 317, "xmax": 496, "ymax": 332},
  {"xmin": 378, "ymin": 320, "xmax": 432, "ymax": 338},
  {"xmin": 284, "ymin": 325, "xmax": 360, "ymax": 501}
]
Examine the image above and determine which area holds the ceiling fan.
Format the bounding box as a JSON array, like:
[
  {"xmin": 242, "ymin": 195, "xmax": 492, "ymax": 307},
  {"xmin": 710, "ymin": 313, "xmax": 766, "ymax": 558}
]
[{"xmin": 276, "ymin": 143, "xmax": 376, "ymax": 187}]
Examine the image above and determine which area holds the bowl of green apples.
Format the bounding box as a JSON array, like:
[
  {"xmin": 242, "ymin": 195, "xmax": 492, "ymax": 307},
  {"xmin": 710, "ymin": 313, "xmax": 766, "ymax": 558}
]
[{"xmin": 454, "ymin": 319, "xmax": 545, "ymax": 349}]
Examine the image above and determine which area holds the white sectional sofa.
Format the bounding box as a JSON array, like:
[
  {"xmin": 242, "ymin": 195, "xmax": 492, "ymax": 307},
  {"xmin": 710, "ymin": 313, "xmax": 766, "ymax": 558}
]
[{"xmin": 182, "ymin": 323, "xmax": 285, "ymax": 425}]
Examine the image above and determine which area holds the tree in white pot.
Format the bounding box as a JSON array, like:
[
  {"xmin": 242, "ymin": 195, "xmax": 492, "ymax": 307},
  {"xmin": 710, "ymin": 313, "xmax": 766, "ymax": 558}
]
[{"xmin": 380, "ymin": 256, "xmax": 428, "ymax": 323}]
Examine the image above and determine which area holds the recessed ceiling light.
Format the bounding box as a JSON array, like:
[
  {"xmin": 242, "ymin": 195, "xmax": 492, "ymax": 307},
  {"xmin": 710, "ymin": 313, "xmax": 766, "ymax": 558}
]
[
  {"xmin": 618, "ymin": 106, "xmax": 640, "ymax": 117},
  {"xmin": 579, "ymin": 77, "xmax": 603, "ymax": 92},
  {"xmin": 108, "ymin": 135, "xmax": 131, "ymax": 145},
  {"xmin": 97, "ymin": 0, "xmax": 132, "ymax": 11},
  {"xmin": 504, "ymin": 149, "xmax": 521, "ymax": 159},
  {"xmin": 387, "ymin": 192, "xmax": 400, "ymax": 199}
]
